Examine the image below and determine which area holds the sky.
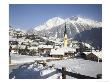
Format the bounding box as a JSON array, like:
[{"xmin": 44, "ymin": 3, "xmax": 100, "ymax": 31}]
[{"xmin": 9, "ymin": 4, "xmax": 102, "ymax": 30}]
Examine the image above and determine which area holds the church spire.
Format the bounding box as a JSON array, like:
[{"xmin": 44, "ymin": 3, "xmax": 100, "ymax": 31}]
[
  {"xmin": 64, "ymin": 23, "xmax": 67, "ymax": 36},
  {"xmin": 64, "ymin": 22, "xmax": 68, "ymax": 47}
]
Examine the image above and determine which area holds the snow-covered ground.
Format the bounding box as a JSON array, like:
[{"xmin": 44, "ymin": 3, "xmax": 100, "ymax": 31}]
[
  {"xmin": 47, "ymin": 58, "xmax": 102, "ymax": 78},
  {"xmin": 10, "ymin": 54, "xmax": 102, "ymax": 79},
  {"xmin": 10, "ymin": 53, "xmax": 59, "ymax": 64},
  {"xmin": 9, "ymin": 61, "xmax": 60, "ymax": 79}
]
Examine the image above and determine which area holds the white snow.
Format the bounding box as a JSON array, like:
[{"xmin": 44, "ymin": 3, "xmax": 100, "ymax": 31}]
[
  {"xmin": 84, "ymin": 43, "xmax": 91, "ymax": 48},
  {"xmin": 9, "ymin": 37, "xmax": 17, "ymax": 41},
  {"xmin": 47, "ymin": 73, "xmax": 62, "ymax": 79},
  {"xmin": 10, "ymin": 53, "xmax": 102, "ymax": 79},
  {"xmin": 28, "ymin": 46, "xmax": 38, "ymax": 50},
  {"xmin": 50, "ymin": 48, "xmax": 64, "ymax": 55},
  {"xmin": 40, "ymin": 68, "xmax": 56, "ymax": 76},
  {"xmin": 34, "ymin": 16, "xmax": 101, "ymax": 32},
  {"xmin": 34, "ymin": 17, "xmax": 102, "ymax": 32},
  {"xmin": 76, "ymin": 17, "xmax": 101, "ymax": 27},
  {"xmin": 47, "ymin": 58, "xmax": 102, "ymax": 78},
  {"xmin": 72, "ymin": 22, "xmax": 80, "ymax": 33},
  {"xmin": 10, "ymin": 54, "xmax": 59, "ymax": 64},
  {"xmin": 46, "ymin": 17, "xmax": 65, "ymax": 29},
  {"xmin": 50, "ymin": 47, "xmax": 76, "ymax": 56},
  {"xmin": 34, "ymin": 17, "xmax": 65, "ymax": 31},
  {"xmin": 38, "ymin": 45, "xmax": 53, "ymax": 49}
]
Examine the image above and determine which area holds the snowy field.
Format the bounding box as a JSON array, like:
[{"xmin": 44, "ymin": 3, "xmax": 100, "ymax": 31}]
[
  {"xmin": 47, "ymin": 58, "xmax": 102, "ymax": 78},
  {"xmin": 10, "ymin": 53, "xmax": 59, "ymax": 64},
  {"xmin": 9, "ymin": 54, "xmax": 102, "ymax": 79}
]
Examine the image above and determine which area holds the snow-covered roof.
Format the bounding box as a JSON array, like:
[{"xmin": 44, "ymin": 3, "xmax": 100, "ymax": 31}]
[
  {"xmin": 9, "ymin": 37, "xmax": 33, "ymax": 44},
  {"xmin": 50, "ymin": 47, "xmax": 76, "ymax": 55},
  {"xmin": 28, "ymin": 46, "xmax": 38, "ymax": 50},
  {"xmin": 83, "ymin": 51, "xmax": 102, "ymax": 59},
  {"xmin": 19, "ymin": 39, "xmax": 32, "ymax": 43},
  {"xmin": 9, "ymin": 37, "xmax": 17, "ymax": 41},
  {"xmin": 42, "ymin": 37, "xmax": 48, "ymax": 40},
  {"xmin": 84, "ymin": 43, "xmax": 91, "ymax": 48},
  {"xmin": 63, "ymin": 47, "xmax": 76, "ymax": 53},
  {"xmin": 11, "ymin": 45, "xmax": 18, "ymax": 48},
  {"xmin": 54, "ymin": 46, "xmax": 60, "ymax": 49},
  {"xmin": 38, "ymin": 45, "xmax": 53, "ymax": 49},
  {"xmin": 72, "ymin": 44, "xmax": 79, "ymax": 48},
  {"xmin": 50, "ymin": 49, "xmax": 64, "ymax": 55}
]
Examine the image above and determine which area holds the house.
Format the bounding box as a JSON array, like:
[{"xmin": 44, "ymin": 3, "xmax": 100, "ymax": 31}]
[
  {"xmin": 38, "ymin": 45, "xmax": 53, "ymax": 56},
  {"xmin": 50, "ymin": 47, "xmax": 76, "ymax": 58},
  {"xmin": 50, "ymin": 48, "xmax": 64, "ymax": 58},
  {"xmin": 86, "ymin": 53, "xmax": 98, "ymax": 61},
  {"xmin": 9, "ymin": 40, "xmax": 19, "ymax": 54},
  {"xmin": 83, "ymin": 51, "xmax": 102, "ymax": 62},
  {"xmin": 10, "ymin": 45, "xmax": 18, "ymax": 54}
]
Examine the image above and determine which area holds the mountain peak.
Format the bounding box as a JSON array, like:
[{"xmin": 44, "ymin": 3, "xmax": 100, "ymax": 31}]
[
  {"xmin": 34, "ymin": 16, "xmax": 101, "ymax": 31},
  {"xmin": 46, "ymin": 17, "xmax": 65, "ymax": 26},
  {"xmin": 49, "ymin": 16, "xmax": 62, "ymax": 20},
  {"xmin": 34, "ymin": 17, "xmax": 65, "ymax": 31},
  {"xmin": 69, "ymin": 16, "xmax": 79, "ymax": 21}
]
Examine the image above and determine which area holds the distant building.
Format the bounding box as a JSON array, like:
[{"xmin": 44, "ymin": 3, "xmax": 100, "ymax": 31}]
[
  {"xmin": 50, "ymin": 48, "xmax": 64, "ymax": 58},
  {"xmin": 9, "ymin": 40, "xmax": 18, "ymax": 54},
  {"xmin": 50, "ymin": 47, "xmax": 76, "ymax": 58},
  {"xmin": 83, "ymin": 51, "xmax": 102, "ymax": 62},
  {"xmin": 86, "ymin": 53, "xmax": 98, "ymax": 61},
  {"xmin": 38, "ymin": 45, "xmax": 53, "ymax": 56}
]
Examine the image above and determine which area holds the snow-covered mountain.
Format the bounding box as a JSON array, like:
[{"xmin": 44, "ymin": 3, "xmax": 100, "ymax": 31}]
[
  {"xmin": 34, "ymin": 17, "xmax": 65, "ymax": 31},
  {"xmin": 33, "ymin": 16, "xmax": 101, "ymax": 39},
  {"xmin": 32, "ymin": 16, "xmax": 102, "ymax": 49}
]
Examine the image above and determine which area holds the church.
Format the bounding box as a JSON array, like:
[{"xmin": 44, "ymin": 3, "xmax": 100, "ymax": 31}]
[{"xmin": 50, "ymin": 23, "xmax": 76, "ymax": 58}]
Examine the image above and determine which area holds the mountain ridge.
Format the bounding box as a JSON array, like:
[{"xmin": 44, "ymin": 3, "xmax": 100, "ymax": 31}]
[{"xmin": 34, "ymin": 16, "xmax": 101, "ymax": 32}]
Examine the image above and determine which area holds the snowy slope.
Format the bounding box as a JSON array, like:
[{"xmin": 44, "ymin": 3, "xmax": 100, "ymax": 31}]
[
  {"xmin": 34, "ymin": 17, "xmax": 65, "ymax": 31},
  {"xmin": 34, "ymin": 16, "xmax": 101, "ymax": 32},
  {"xmin": 68, "ymin": 16, "xmax": 101, "ymax": 28},
  {"xmin": 33, "ymin": 16, "xmax": 101, "ymax": 39},
  {"xmin": 47, "ymin": 58, "xmax": 102, "ymax": 78}
]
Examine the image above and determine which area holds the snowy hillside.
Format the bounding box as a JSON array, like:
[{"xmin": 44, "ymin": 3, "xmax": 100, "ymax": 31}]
[
  {"xmin": 34, "ymin": 16, "xmax": 101, "ymax": 31},
  {"xmin": 34, "ymin": 17, "xmax": 65, "ymax": 31},
  {"xmin": 31, "ymin": 16, "xmax": 102, "ymax": 49},
  {"xmin": 33, "ymin": 16, "xmax": 101, "ymax": 39}
]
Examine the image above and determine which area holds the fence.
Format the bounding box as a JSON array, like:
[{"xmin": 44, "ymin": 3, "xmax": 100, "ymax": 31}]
[
  {"xmin": 35, "ymin": 60, "xmax": 102, "ymax": 79},
  {"xmin": 57, "ymin": 67, "xmax": 102, "ymax": 79}
]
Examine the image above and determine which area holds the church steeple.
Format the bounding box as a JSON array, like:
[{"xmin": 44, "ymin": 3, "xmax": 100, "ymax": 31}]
[
  {"xmin": 64, "ymin": 23, "xmax": 68, "ymax": 47},
  {"xmin": 64, "ymin": 23, "xmax": 67, "ymax": 36}
]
